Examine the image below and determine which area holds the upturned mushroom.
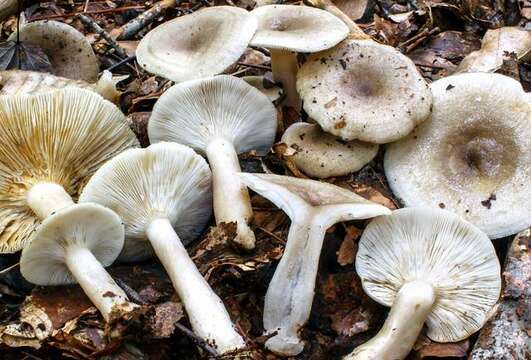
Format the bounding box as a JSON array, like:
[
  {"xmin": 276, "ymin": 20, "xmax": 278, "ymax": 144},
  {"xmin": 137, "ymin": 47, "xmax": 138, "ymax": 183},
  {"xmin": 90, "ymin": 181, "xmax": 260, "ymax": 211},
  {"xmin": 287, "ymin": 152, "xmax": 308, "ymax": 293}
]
[
  {"xmin": 250, "ymin": 4, "xmax": 349, "ymax": 108},
  {"xmin": 281, "ymin": 122, "xmax": 378, "ymax": 178},
  {"xmin": 9, "ymin": 20, "xmax": 99, "ymax": 82},
  {"xmin": 297, "ymin": 39, "xmax": 432, "ymax": 143},
  {"xmin": 0, "ymin": 88, "xmax": 139, "ymax": 253},
  {"xmin": 136, "ymin": 6, "xmax": 257, "ymax": 82},
  {"xmin": 80, "ymin": 143, "xmax": 246, "ymax": 353},
  {"xmin": 20, "ymin": 203, "xmax": 138, "ymax": 321},
  {"xmin": 385, "ymin": 73, "xmax": 530, "ymax": 238},
  {"xmin": 148, "ymin": 75, "xmax": 277, "ymax": 250},
  {"xmin": 239, "ymin": 172, "xmax": 390, "ymax": 356},
  {"xmin": 0, "ymin": 70, "xmax": 121, "ymax": 103},
  {"xmin": 348, "ymin": 207, "xmax": 501, "ymax": 360}
]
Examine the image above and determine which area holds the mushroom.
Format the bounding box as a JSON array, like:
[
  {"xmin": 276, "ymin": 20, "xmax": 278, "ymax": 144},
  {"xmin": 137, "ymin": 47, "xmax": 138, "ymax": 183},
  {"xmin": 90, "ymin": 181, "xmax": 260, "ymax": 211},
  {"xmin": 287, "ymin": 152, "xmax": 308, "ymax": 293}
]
[
  {"xmin": 0, "ymin": 0, "xmax": 17, "ymax": 22},
  {"xmin": 249, "ymin": 4, "xmax": 349, "ymax": 108},
  {"xmin": 347, "ymin": 207, "xmax": 501, "ymax": 360},
  {"xmin": 20, "ymin": 203, "xmax": 139, "ymax": 321},
  {"xmin": 136, "ymin": 6, "xmax": 257, "ymax": 82},
  {"xmin": 9, "ymin": 20, "xmax": 99, "ymax": 82},
  {"xmin": 305, "ymin": 0, "xmax": 370, "ymax": 37},
  {"xmin": 281, "ymin": 122, "xmax": 378, "ymax": 178},
  {"xmin": 0, "ymin": 88, "xmax": 139, "ymax": 253},
  {"xmin": 148, "ymin": 75, "xmax": 277, "ymax": 250},
  {"xmin": 238, "ymin": 172, "xmax": 391, "ymax": 356},
  {"xmin": 80, "ymin": 142, "xmax": 246, "ymax": 353},
  {"xmin": 384, "ymin": 73, "xmax": 531, "ymax": 238},
  {"xmin": 297, "ymin": 38, "xmax": 432, "ymax": 143},
  {"xmin": 243, "ymin": 75, "xmax": 282, "ymax": 102},
  {"xmin": 0, "ymin": 70, "xmax": 121, "ymax": 103}
]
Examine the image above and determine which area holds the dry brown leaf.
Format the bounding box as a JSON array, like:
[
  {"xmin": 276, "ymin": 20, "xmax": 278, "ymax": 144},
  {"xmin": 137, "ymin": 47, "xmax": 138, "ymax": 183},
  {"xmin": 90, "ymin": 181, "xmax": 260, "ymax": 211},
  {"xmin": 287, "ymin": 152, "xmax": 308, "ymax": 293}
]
[
  {"xmin": 336, "ymin": 226, "xmax": 361, "ymax": 266},
  {"xmin": 457, "ymin": 27, "xmax": 531, "ymax": 73},
  {"xmin": 272, "ymin": 142, "xmax": 308, "ymax": 178},
  {"xmin": 415, "ymin": 336, "xmax": 469, "ymax": 358}
]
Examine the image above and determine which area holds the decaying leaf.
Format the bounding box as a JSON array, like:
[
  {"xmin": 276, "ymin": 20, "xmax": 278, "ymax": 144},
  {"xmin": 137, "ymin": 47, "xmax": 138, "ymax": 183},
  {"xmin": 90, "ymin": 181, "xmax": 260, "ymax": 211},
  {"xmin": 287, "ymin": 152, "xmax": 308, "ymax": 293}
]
[
  {"xmin": 0, "ymin": 301, "xmax": 53, "ymax": 349},
  {"xmin": 457, "ymin": 27, "xmax": 531, "ymax": 73},
  {"xmin": 336, "ymin": 226, "xmax": 361, "ymax": 266},
  {"xmin": 414, "ymin": 335, "xmax": 469, "ymax": 358},
  {"xmin": 0, "ymin": 40, "xmax": 52, "ymax": 72},
  {"xmin": 272, "ymin": 142, "xmax": 309, "ymax": 178}
]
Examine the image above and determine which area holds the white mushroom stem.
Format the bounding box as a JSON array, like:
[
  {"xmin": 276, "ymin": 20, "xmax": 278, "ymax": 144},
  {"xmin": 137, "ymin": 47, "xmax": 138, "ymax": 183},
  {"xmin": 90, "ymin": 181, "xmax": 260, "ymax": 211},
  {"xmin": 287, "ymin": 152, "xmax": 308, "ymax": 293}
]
[
  {"xmin": 26, "ymin": 182, "xmax": 75, "ymax": 219},
  {"xmin": 146, "ymin": 217, "xmax": 246, "ymax": 354},
  {"xmin": 344, "ymin": 281, "xmax": 435, "ymax": 360},
  {"xmin": 65, "ymin": 245, "xmax": 136, "ymax": 322},
  {"xmin": 205, "ymin": 138, "xmax": 256, "ymax": 250},
  {"xmin": 269, "ymin": 48, "xmax": 301, "ymax": 109},
  {"xmin": 239, "ymin": 173, "xmax": 390, "ymax": 356}
]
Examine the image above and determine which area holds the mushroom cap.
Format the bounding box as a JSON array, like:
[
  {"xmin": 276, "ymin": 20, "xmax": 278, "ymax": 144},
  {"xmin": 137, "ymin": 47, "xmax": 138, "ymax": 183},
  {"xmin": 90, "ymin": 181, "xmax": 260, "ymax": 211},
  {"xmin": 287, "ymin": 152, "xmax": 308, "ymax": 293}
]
[
  {"xmin": 20, "ymin": 203, "xmax": 124, "ymax": 286},
  {"xmin": 384, "ymin": 73, "xmax": 531, "ymax": 238},
  {"xmin": 0, "ymin": 0, "xmax": 17, "ymax": 22},
  {"xmin": 356, "ymin": 207, "xmax": 501, "ymax": 342},
  {"xmin": 9, "ymin": 20, "xmax": 99, "ymax": 82},
  {"xmin": 136, "ymin": 6, "xmax": 257, "ymax": 82},
  {"xmin": 80, "ymin": 142, "xmax": 212, "ymax": 262},
  {"xmin": 148, "ymin": 75, "xmax": 277, "ymax": 155},
  {"xmin": 0, "ymin": 88, "xmax": 139, "ymax": 253},
  {"xmin": 297, "ymin": 39, "xmax": 432, "ymax": 143},
  {"xmin": 281, "ymin": 122, "xmax": 378, "ymax": 178},
  {"xmin": 249, "ymin": 4, "xmax": 349, "ymax": 52}
]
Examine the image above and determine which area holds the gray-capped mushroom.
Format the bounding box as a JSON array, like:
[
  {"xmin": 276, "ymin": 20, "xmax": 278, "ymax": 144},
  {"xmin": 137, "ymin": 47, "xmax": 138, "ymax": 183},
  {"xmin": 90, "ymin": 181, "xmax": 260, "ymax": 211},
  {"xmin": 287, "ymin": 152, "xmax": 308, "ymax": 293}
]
[
  {"xmin": 347, "ymin": 207, "xmax": 501, "ymax": 360},
  {"xmin": 281, "ymin": 122, "xmax": 378, "ymax": 178},
  {"xmin": 250, "ymin": 4, "xmax": 349, "ymax": 108},
  {"xmin": 136, "ymin": 6, "xmax": 257, "ymax": 82},
  {"xmin": 0, "ymin": 88, "xmax": 139, "ymax": 253},
  {"xmin": 148, "ymin": 75, "xmax": 277, "ymax": 250},
  {"xmin": 9, "ymin": 20, "xmax": 99, "ymax": 82},
  {"xmin": 80, "ymin": 142, "xmax": 245, "ymax": 353},
  {"xmin": 239, "ymin": 172, "xmax": 390, "ymax": 356},
  {"xmin": 297, "ymin": 39, "xmax": 432, "ymax": 143},
  {"xmin": 385, "ymin": 73, "xmax": 530, "ymax": 239}
]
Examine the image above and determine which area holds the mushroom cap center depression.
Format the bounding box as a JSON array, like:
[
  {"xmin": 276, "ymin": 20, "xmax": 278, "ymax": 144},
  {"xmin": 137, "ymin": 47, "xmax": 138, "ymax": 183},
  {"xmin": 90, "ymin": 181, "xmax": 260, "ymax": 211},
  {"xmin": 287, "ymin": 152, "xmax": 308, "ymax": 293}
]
[
  {"xmin": 439, "ymin": 123, "xmax": 519, "ymax": 192},
  {"xmin": 340, "ymin": 65, "xmax": 386, "ymax": 98}
]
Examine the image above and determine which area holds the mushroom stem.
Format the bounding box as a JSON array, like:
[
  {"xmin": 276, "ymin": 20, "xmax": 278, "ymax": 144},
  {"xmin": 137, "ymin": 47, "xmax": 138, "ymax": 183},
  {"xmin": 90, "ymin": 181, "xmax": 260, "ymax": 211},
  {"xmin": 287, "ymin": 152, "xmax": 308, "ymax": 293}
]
[
  {"xmin": 146, "ymin": 217, "xmax": 246, "ymax": 353},
  {"xmin": 269, "ymin": 48, "xmax": 301, "ymax": 109},
  {"xmin": 264, "ymin": 211, "xmax": 326, "ymax": 356},
  {"xmin": 345, "ymin": 281, "xmax": 435, "ymax": 360},
  {"xmin": 65, "ymin": 245, "xmax": 135, "ymax": 322},
  {"xmin": 26, "ymin": 182, "xmax": 75, "ymax": 219},
  {"xmin": 206, "ymin": 138, "xmax": 255, "ymax": 250}
]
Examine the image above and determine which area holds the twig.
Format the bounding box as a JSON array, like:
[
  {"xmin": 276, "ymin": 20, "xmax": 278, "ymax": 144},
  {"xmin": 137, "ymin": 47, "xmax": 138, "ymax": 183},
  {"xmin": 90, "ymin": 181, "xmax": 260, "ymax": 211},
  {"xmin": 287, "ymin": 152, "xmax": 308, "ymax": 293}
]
[
  {"xmin": 77, "ymin": 14, "xmax": 128, "ymax": 58},
  {"xmin": 107, "ymin": 55, "xmax": 136, "ymax": 71},
  {"xmin": 0, "ymin": 262, "xmax": 19, "ymax": 275},
  {"xmin": 405, "ymin": 27, "xmax": 440, "ymax": 53},
  {"xmin": 29, "ymin": 5, "xmax": 145, "ymax": 21},
  {"xmin": 174, "ymin": 322, "xmax": 220, "ymax": 358},
  {"xmin": 114, "ymin": 278, "xmax": 147, "ymax": 305},
  {"xmin": 83, "ymin": 0, "xmax": 90, "ymax": 13},
  {"xmin": 116, "ymin": 0, "xmax": 182, "ymax": 40},
  {"xmin": 237, "ymin": 62, "xmax": 272, "ymax": 71}
]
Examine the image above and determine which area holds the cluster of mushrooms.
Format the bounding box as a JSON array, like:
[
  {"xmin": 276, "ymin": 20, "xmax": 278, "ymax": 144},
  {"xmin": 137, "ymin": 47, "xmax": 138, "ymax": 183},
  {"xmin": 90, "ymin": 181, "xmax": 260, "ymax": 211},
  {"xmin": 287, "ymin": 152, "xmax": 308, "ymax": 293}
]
[{"xmin": 0, "ymin": 3, "xmax": 529, "ymax": 359}]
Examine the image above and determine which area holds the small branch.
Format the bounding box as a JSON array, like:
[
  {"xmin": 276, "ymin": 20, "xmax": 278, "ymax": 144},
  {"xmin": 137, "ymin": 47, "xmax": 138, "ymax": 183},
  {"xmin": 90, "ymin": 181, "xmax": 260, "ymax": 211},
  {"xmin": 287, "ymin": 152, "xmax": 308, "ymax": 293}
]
[
  {"xmin": 29, "ymin": 5, "xmax": 145, "ymax": 21},
  {"xmin": 0, "ymin": 262, "xmax": 19, "ymax": 275},
  {"xmin": 116, "ymin": 0, "xmax": 182, "ymax": 40},
  {"xmin": 106, "ymin": 55, "xmax": 137, "ymax": 71},
  {"xmin": 174, "ymin": 322, "xmax": 220, "ymax": 358},
  {"xmin": 77, "ymin": 14, "xmax": 128, "ymax": 58},
  {"xmin": 114, "ymin": 278, "xmax": 146, "ymax": 305}
]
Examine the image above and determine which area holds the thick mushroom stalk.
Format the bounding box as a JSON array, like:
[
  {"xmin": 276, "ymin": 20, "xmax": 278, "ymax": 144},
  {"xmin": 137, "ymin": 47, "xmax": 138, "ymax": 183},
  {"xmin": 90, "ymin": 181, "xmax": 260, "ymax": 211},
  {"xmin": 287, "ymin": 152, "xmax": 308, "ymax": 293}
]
[
  {"xmin": 269, "ymin": 49, "xmax": 301, "ymax": 109},
  {"xmin": 206, "ymin": 138, "xmax": 255, "ymax": 249},
  {"xmin": 344, "ymin": 281, "xmax": 435, "ymax": 360},
  {"xmin": 239, "ymin": 173, "xmax": 390, "ymax": 356},
  {"xmin": 26, "ymin": 182, "xmax": 74, "ymax": 219},
  {"xmin": 146, "ymin": 217, "xmax": 246, "ymax": 353},
  {"xmin": 65, "ymin": 245, "xmax": 134, "ymax": 322}
]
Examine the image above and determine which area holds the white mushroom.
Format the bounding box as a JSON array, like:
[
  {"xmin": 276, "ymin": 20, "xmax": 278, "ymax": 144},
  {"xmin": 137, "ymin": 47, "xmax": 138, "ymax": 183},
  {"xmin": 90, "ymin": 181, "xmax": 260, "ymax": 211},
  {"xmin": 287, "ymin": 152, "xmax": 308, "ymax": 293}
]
[
  {"xmin": 239, "ymin": 172, "xmax": 391, "ymax": 356},
  {"xmin": 0, "ymin": 70, "xmax": 121, "ymax": 103},
  {"xmin": 385, "ymin": 73, "xmax": 531, "ymax": 238},
  {"xmin": 148, "ymin": 75, "xmax": 277, "ymax": 250},
  {"xmin": 297, "ymin": 39, "xmax": 432, "ymax": 143},
  {"xmin": 347, "ymin": 207, "xmax": 501, "ymax": 360},
  {"xmin": 250, "ymin": 4, "xmax": 349, "ymax": 108},
  {"xmin": 243, "ymin": 75, "xmax": 282, "ymax": 102},
  {"xmin": 9, "ymin": 20, "xmax": 99, "ymax": 82},
  {"xmin": 0, "ymin": 88, "xmax": 139, "ymax": 253},
  {"xmin": 20, "ymin": 203, "xmax": 138, "ymax": 322},
  {"xmin": 136, "ymin": 6, "xmax": 257, "ymax": 82},
  {"xmin": 281, "ymin": 122, "xmax": 378, "ymax": 178},
  {"xmin": 80, "ymin": 142, "xmax": 245, "ymax": 353}
]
